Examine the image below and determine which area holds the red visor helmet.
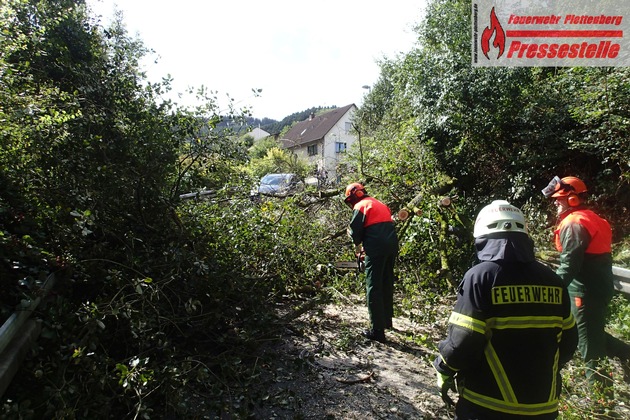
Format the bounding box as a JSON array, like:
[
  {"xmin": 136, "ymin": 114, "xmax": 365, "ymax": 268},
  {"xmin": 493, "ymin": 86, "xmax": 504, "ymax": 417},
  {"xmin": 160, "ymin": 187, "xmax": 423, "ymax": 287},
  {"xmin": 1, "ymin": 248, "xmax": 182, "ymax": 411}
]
[
  {"xmin": 542, "ymin": 176, "xmax": 587, "ymax": 207},
  {"xmin": 344, "ymin": 183, "xmax": 366, "ymax": 207},
  {"xmin": 551, "ymin": 176, "xmax": 587, "ymax": 198}
]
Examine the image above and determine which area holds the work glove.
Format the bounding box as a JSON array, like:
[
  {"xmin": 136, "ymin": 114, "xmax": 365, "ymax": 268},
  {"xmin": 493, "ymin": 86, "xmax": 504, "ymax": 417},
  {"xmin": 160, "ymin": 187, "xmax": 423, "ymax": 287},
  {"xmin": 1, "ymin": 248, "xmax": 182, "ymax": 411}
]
[
  {"xmin": 436, "ymin": 371, "xmax": 456, "ymax": 406},
  {"xmin": 433, "ymin": 357, "xmax": 456, "ymax": 407}
]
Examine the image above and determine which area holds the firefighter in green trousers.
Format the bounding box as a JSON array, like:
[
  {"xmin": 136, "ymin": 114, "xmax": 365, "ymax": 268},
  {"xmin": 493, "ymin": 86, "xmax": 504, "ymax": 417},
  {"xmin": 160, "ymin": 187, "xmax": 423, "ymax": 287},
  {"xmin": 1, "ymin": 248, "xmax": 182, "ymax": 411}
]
[
  {"xmin": 345, "ymin": 182, "xmax": 398, "ymax": 343},
  {"xmin": 543, "ymin": 176, "xmax": 630, "ymax": 391}
]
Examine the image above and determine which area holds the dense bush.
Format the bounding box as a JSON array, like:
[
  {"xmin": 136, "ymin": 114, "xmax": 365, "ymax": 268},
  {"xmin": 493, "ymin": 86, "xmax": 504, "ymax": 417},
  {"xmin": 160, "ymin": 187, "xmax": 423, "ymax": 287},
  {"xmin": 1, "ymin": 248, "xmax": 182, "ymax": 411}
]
[
  {"xmin": 0, "ymin": 0, "xmax": 628, "ymax": 417},
  {"xmin": 356, "ymin": 0, "xmax": 629, "ymax": 243},
  {"xmin": 0, "ymin": 0, "xmax": 323, "ymax": 417}
]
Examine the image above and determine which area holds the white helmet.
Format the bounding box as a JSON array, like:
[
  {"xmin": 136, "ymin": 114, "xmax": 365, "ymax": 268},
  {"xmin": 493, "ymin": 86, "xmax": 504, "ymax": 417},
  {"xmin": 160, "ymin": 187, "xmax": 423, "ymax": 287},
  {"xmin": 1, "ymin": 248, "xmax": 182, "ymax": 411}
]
[{"xmin": 473, "ymin": 200, "xmax": 528, "ymax": 238}]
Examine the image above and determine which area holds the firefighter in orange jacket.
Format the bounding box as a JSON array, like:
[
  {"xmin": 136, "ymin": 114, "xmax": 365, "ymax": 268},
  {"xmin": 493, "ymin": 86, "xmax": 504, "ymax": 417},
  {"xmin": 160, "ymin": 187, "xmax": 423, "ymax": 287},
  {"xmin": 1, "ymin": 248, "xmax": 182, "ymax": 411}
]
[
  {"xmin": 345, "ymin": 183, "xmax": 398, "ymax": 343},
  {"xmin": 434, "ymin": 200, "xmax": 577, "ymax": 419},
  {"xmin": 543, "ymin": 176, "xmax": 630, "ymax": 389}
]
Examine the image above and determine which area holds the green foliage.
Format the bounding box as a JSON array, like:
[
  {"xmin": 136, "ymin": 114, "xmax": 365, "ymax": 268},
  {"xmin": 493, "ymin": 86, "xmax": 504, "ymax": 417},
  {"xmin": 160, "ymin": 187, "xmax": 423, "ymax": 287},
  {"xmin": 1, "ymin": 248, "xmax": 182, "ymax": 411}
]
[
  {"xmin": 608, "ymin": 295, "xmax": 630, "ymax": 341},
  {"xmin": 1, "ymin": 0, "xmax": 629, "ymax": 417},
  {"xmin": 248, "ymin": 136, "xmax": 284, "ymax": 160},
  {"xmin": 346, "ymin": 108, "xmax": 474, "ymax": 292},
  {"xmin": 357, "ymin": 0, "xmax": 628, "ymax": 243},
  {"xmin": 351, "ymin": 0, "xmax": 630, "ymax": 413},
  {"xmin": 248, "ymin": 147, "xmax": 311, "ymax": 180},
  {"xmin": 558, "ymin": 357, "xmax": 630, "ymax": 419},
  {"xmin": 180, "ymin": 197, "xmax": 295, "ymax": 288},
  {"xmin": 0, "ymin": 0, "xmax": 299, "ymax": 417},
  {"xmin": 241, "ymin": 134, "xmax": 255, "ymax": 148},
  {"xmin": 613, "ymin": 236, "xmax": 630, "ymax": 267},
  {"xmin": 557, "ymin": 68, "xmax": 630, "ymax": 171},
  {"xmin": 332, "ymin": 325, "xmax": 361, "ymax": 351}
]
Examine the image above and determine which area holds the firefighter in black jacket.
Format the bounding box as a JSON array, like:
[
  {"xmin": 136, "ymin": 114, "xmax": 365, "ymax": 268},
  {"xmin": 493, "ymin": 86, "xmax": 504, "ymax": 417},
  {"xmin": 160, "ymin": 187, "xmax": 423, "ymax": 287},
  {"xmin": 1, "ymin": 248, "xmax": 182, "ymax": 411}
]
[
  {"xmin": 345, "ymin": 182, "xmax": 398, "ymax": 343},
  {"xmin": 434, "ymin": 200, "xmax": 578, "ymax": 419}
]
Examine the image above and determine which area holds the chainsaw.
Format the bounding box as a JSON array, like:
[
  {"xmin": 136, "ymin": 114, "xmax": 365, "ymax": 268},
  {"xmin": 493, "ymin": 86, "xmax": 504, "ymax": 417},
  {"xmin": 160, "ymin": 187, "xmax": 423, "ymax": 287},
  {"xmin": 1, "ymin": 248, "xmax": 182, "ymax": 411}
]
[{"xmin": 334, "ymin": 251, "xmax": 365, "ymax": 273}]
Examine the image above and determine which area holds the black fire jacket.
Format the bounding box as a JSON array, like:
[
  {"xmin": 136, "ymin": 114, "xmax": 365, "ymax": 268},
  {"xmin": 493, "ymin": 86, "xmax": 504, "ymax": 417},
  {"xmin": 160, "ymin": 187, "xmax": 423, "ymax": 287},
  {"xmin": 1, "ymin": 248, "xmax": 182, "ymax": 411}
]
[{"xmin": 435, "ymin": 233, "xmax": 577, "ymax": 419}]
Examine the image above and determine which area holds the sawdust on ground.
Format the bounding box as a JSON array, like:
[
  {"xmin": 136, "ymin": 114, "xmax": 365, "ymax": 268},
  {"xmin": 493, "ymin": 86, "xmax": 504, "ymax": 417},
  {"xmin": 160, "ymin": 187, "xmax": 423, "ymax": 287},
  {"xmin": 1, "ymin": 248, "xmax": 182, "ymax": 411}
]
[
  {"xmin": 250, "ymin": 291, "xmax": 630, "ymax": 420},
  {"xmin": 252, "ymin": 293, "xmax": 454, "ymax": 419}
]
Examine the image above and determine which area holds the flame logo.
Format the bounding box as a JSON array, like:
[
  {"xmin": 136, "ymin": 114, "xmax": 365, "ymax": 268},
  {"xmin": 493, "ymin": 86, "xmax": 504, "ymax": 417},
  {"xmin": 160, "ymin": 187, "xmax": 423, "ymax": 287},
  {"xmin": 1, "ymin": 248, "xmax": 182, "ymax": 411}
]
[{"xmin": 481, "ymin": 7, "xmax": 505, "ymax": 59}]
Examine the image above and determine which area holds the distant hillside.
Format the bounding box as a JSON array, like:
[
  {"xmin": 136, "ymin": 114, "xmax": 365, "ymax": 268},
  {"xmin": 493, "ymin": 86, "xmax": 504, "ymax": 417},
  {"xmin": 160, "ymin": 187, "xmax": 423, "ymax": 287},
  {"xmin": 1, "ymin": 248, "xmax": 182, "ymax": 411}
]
[{"xmin": 219, "ymin": 106, "xmax": 338, "ymax": 136}]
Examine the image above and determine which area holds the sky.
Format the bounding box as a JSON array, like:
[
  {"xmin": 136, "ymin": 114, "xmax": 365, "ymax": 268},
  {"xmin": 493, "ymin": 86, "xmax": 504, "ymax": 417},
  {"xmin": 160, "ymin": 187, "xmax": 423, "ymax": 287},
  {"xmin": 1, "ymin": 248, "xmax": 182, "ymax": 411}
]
[{"xmin": 86, "ymin": 1, "xmax": 426, "ymax": 121}]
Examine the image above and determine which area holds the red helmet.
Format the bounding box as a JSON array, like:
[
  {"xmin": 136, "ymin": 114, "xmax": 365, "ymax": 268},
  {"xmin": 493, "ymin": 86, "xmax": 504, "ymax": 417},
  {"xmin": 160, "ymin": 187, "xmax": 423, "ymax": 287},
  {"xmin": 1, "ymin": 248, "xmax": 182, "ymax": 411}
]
[
  {"xmin": 550, "ymin": 176, "xmax": 587, "ymax": 198},
  {"xmin": 344, "ymin": 182, "xmax": 366, "ymax": 207}
]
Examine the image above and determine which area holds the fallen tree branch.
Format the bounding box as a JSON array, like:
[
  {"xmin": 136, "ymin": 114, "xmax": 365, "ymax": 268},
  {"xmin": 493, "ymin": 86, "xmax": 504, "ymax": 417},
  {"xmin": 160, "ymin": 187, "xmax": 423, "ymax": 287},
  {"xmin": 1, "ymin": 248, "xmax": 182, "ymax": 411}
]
[
  {"xmin": 280, "ymin": 291, "xmax": 330, "ymax": 322},
  {"xmin": 335, "ymin": 371, "xmax": 374, "ymax": 384},
  {"xmin": 325, "ymin": 287, "xmax": 355, "ymax": 305},
  {"xmin": 320, "ymin": 228, "xmax": 347, "ymax": 242}
]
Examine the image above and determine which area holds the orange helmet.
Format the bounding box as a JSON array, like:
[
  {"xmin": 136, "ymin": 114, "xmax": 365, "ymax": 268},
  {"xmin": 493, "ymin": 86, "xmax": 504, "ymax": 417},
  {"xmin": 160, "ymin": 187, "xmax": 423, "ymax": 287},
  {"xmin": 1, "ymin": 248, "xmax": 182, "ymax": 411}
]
[
  {"xmin": 550, "ymin": 176, "xmax": 587, "ymax": 198},
  {"xmin": 344, "ymin": 183, "xmax": 366, "ymax": 207},
  {"xmin": 345, "ymin": 182, "xmax": 365, "ymax": 198}
]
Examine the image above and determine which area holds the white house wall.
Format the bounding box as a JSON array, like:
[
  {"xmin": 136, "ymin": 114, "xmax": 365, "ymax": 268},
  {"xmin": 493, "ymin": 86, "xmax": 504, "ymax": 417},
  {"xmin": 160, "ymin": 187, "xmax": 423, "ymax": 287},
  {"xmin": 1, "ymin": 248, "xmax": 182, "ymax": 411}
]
[{"xmin": 322, "ymin": 109, "xmax": 356, "ymax": 181}]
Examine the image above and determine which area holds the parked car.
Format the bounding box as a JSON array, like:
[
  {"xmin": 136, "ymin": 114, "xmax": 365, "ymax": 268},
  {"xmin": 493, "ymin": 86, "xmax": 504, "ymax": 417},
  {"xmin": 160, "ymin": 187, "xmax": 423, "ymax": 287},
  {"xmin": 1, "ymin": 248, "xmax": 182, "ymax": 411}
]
[{"xmin": 256, "ymin": 173, "xmax": 304, "ymax": 197}]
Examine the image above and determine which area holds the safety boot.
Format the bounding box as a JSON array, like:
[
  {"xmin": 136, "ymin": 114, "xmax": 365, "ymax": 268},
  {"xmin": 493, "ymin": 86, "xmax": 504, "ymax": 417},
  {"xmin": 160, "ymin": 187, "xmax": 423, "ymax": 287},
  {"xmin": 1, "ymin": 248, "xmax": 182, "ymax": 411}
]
[{"xmin": 362, "ymin": 328, "xmax": 386, "ymax": 343}]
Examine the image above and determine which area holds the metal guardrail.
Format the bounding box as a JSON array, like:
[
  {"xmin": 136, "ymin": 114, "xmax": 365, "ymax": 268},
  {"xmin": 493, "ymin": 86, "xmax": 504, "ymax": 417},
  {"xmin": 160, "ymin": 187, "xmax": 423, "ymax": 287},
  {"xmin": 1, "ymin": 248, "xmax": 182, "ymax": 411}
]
[
  {"xmin": 0, "ymin": 273, "xmax": 55, "ymax": 355},
  {"xmin": 539, "ymin": 257, "xmax": 630, "ymax": 297},
  {"xmin": 613, "ymin": 265, "xmax": 630, "ymax": 295},
  {"xmin": 0, "ymin": 262, "xmax": 626, "ymax": 397},
  {"xmin": 0, "ymin": 273, "xmax": 55, "ymax": 397},
  {"xmin": 179, "ymin": 189, "xmax": 216, "ymax": 200}
]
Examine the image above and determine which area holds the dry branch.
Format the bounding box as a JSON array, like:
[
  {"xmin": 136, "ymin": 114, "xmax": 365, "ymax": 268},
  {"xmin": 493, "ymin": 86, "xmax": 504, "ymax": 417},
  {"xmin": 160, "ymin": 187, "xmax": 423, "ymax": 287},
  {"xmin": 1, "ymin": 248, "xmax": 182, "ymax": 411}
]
[{"xmin": 335, "ymin": 371, "xmax": 374, "ymax": 384}]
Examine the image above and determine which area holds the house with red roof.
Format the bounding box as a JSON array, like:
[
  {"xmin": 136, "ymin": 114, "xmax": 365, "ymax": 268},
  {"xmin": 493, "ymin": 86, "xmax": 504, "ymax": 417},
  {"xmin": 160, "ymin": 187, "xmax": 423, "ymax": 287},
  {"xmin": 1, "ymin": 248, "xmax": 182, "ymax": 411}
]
[{"xmin": 280, "ymin": 104, "xmax": 358, "ymax": 183}]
